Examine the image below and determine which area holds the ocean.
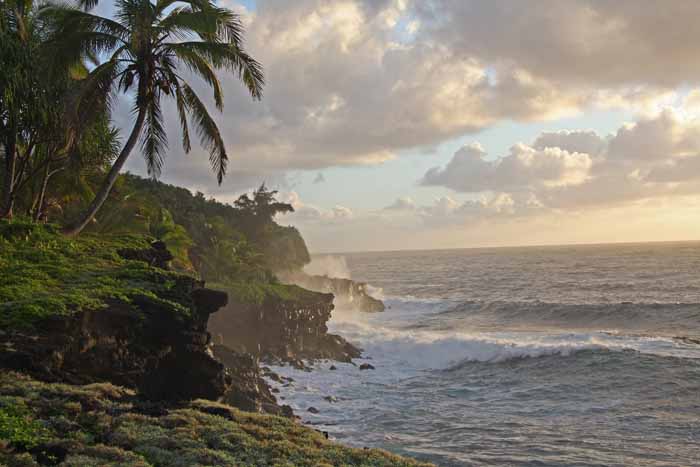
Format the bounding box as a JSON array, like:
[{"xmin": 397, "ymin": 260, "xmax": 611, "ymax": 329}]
[{"xmin": 270, "ymin": 242, "xmax": 700, "ymax": 466}]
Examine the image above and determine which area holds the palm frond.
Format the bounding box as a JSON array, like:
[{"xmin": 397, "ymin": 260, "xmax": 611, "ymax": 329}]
[
  {"xmin": 182, "ymin": 83, "xmax": 227, "ymax": 184},
  {"xmin": 160, "ymin": 59, "xmax": 191, "ymax": 152},
  {"xmin": 75, "ymin": 58, "xmax": 123, "ymax": 120},
  {"xmin": 159, "ymin": 7, "xmax": 219, "ymax": 38},
  {"xmin": 140, "ymin": 97, "xmax": 168, "ymax": 179},
  {"xmin": 77, "ymin": 0, "xmax": 99, "ymax": 11},
  {"xmin": 166, "ymin": 43, "xmax": 223, "ymax": 109},
  {"xmin": 41, "ymin": 5, "xmax": 129, "ymax": 40},
  {"xmin": 166, "ymin": 41, "xmax": 263, "ymax": 99}
]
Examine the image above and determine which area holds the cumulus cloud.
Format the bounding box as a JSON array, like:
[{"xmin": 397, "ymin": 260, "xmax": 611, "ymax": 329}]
[
  {"xmin": 382, "ymin": 192, "xmax": 545, "ymax": 228},
  {"xmin": 121, "ymin": 0, "xmax": 700, "ymax": 192},
  {"xmin": 384, "ymin": 196, "xmax": 418, "ymax": 211},
  {"xmin": 282, "ymin": 191, "xmax": 354, "ymax": 222},
  {"xmin": 422, "ymin": 106, "xmax": 700, "ymax": 212},
  {"xmin": 422, "ymin": 142, "xmax": 592, "ymax": 193}
]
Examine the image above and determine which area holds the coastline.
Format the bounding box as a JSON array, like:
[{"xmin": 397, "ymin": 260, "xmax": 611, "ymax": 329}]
[{"xmin": 0, "ymin": 222, "xmax": 431, "ymax": 466}]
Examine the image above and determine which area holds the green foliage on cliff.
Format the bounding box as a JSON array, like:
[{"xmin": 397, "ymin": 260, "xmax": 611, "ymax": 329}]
[
  {"xmin": 0, "ymin": 372, "xmax": 433, "ymax": 467},
  {"xmin": 0, "ymin": 403, "xmax": 49, "ymax": 451},
  {"xmin": 213, "ymin": 281, "xmax": 329, "ymax": 306},
  {"xmin": 112, "ymin": 175, "xmax": 311, "ymax": 275},
  {"xmin": 0, "ymin": 221, "xmax": 192, "ymax": 331}
]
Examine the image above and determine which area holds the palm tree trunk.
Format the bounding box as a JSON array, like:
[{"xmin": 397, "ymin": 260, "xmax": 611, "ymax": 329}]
[
  {"xmin": 62, "ymin": 108, "xmax": 147, "ymax": 236},
  {"xmin": 32, "ymin": 162, "xmax": 52, "ymax": 222},
  {"xmin": 0, "ymin": 136, "xmax": 17, "ymax": 220}
]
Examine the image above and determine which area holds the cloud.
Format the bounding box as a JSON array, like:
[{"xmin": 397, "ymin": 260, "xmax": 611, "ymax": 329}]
[
  {"xmin": 422, "ymin": 142, "xmax": 592, "ymax": 193},
  {"xmin": 384, "ymin": 196, "xmax": 417, "ymax": 211},
  {"xmin": 533, "ymin": 130, "xmax": 606, "ymax": 156},
  {"xmin": 282, "ymin": 191, "xmax": 354, "ymax": 222},
  {"xmin": 422, "ymin": 106, "xmax": 700, "ymax": 212},
  {"xmin": 415, "ymin": 0, "xmax": 700, "ymax": 88},
  {"xmin": 124, "ymin": 0, "xmax": 696, "ymax": 192},
  {"xmin": 382, "ymin": 192, "xmax": 545, "ymax": 228}
]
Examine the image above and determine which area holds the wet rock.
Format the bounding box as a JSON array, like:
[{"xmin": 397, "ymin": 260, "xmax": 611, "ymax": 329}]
[
  {"xmin": 212, "ymin": 344, "xmax": 292, "ymax": 417},
  {"xmin": 329, "ymin": 365, "xmax": 337, "ymax": 370},
  {"xmin": 307, "ymin": 406, "xmax": 319, "ymax": 414},
  {"xmin": 323, "ymin": 395, "xmax": 338, "ymax": 403},
  {"xmin": 359, "ymin": 363, "xmax": 375, "ymax": 370},
  {"xmin": 262, "ymin": 370, "xmax": 284, "ymax": 383}
]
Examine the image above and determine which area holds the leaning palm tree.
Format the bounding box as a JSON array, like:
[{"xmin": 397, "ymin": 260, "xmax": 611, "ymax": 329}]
[{"xmin": 45, "ymin": 0, "xmax": 263, "ymax": 235}]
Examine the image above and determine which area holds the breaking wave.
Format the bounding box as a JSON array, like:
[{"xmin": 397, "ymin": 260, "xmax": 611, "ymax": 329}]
[{"xmin": 329, "ymin": 309, "xmax": 700, "ymax": 372}]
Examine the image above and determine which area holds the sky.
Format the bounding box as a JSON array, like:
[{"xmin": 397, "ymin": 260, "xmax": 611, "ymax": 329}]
[{"xmin": 115, "ymin": 0, "xmax": 700, "ymax": 252}]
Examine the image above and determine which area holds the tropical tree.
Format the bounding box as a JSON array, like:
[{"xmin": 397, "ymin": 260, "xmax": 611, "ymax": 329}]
[
  {"xmin": 233, "ymin": 184, "xmax": 294, "ymax": 235},
  {"xmin": 0, "ymin": 0, "xmax": 110, "ymax": 220},
  {"xmin": 0, "ymin": 0, "xmax": 44, "ymax": 219},
  {"xmin": 46, "ymin": 0, "xmax": 264, "ymax": 235}
]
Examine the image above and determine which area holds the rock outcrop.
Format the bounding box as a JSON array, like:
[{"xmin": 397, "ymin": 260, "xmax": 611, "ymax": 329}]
[
  {"xmin": 208, "ymin": 284, "xmax": 361, "ymax": 364},
  {"xmin": 212, "ymin": 344, "xmax": 293, "ymax": 417},
  {"xmin": 0, "ymin": 243, "xmax": 230, "ymax": 402},
  {"xmin": 278, "ymin": 271, "xmax": 385, "ymax": 313}
]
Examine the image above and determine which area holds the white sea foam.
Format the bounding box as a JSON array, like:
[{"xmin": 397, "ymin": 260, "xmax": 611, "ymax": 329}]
[
  {"xmin": 329, "ymin": 304, "xmax": 700, "ymax": 370},
  {"xmin": 304, "ymin": 255, "xmax": 352, "ymax": 278}
]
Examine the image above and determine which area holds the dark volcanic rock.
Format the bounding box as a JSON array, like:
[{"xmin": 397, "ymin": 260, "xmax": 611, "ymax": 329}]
[
  {"xmin": 212, "ymin": 344, "xmax": 292, "ymax": 417},
  {"xmin": 359, "ymin": 363, "xmax": 375, "ymax": 370},
  {"xmin": 208, "ymin": 289, "xmax": 361, "ymax": 364},
  {"xmin": 278, "ymin": 271, "xmax": 385, "ymax": 313},
  {"xmin": 0, "ymin": 244, "xmax": 230, "ymax": 402}
]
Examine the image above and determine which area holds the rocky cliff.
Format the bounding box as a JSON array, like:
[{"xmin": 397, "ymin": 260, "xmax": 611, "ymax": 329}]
[
  {"xmin": 208, "ymin": 282, "xmax": 361, "ymax": 365},
  {"xmin": 279, "ymin": 270, "xmax": 385, "ymax": 313},
  {"xmin": 212, "ymin": 343, "xmax": 293, "ymax": 417},
  {"xmin": 0, "ymin": 239, "xmax": 230, "ymax": 402}
]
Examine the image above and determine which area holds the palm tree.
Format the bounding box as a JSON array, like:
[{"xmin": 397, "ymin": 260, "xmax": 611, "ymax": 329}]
[
  {"xmin": 0, "ymin": 0, "xmax": 40, "ymax": 219},
  {"xmin": 46, "ymin": 0, "xmax": 263, "ymax": 235}
]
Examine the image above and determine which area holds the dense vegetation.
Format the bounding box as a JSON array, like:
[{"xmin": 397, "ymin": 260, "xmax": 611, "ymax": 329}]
[
  {"xmin": 1, "ymin": 0, "xmax": 263, "ymax": 235},
  {"xmin": 1, "ymin": 0, "xmax": 310, "ymax": 283},
  {"xmin": 0, "ymin": 372, "xmax": 432, "ymax": 467},
  {"xmin": 0, "ymin": 221, "xmax": 196, "ymax": 331},
  {"xmin": 101, "ymin": 175, "xmax": 311, "ymax": 276}
]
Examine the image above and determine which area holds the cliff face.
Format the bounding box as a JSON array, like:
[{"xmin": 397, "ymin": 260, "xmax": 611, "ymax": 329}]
[
  {"xmin": 208, "ymin": 283, "xmax": 361, "ymax": 365},
  {"xmin": 279, "ymin": 270, "xmax": 385, "ymax": 313},
  {"xmin": 212, "ymin": 344, "xmax": 293, "ymax": 417},
  {"xmin": 0, "ymin": 243, "xmax": 231, "ymax": 402}
]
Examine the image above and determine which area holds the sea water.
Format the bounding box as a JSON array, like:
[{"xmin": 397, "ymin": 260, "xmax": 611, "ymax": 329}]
[{"xmin": 269, "ymin": 242, "xmax": 700, "ymax": 466}]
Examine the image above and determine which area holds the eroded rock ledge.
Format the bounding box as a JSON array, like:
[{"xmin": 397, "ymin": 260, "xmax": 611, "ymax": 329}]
[
  {"xmin": 0, "ymin": 243, "xmax": 230, "ymax": 403},
  {"xmin": 279, "ymin": 270, "xmax": 385, "ymax": 313}
]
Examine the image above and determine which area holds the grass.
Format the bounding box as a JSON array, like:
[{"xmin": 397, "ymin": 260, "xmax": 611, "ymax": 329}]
[
  {"xmin": 0, "ymin": 220, "xmax": 193, "ymax": 332},
  {"xmin": 0, "ymin": 372, "xmax": 433, "ymax": 467}
]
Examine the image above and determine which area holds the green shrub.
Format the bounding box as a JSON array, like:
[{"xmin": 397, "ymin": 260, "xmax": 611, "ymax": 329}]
[
  {"xmin": 0, "ymin": 372, "xmax": 432, "ymax": 467},
  {"xmin": 0, "ymin": 221, "xmax": 193, "ymax": 331}
]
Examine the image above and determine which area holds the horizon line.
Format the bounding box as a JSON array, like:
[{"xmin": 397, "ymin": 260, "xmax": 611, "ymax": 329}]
[{"xmin": 310, "ymin": 237, "xmax": 700, "ymax": 256}]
